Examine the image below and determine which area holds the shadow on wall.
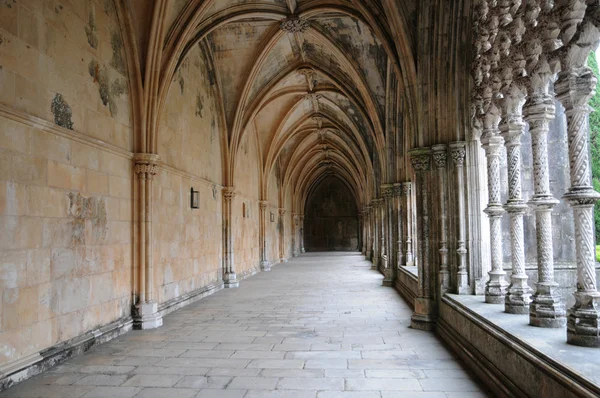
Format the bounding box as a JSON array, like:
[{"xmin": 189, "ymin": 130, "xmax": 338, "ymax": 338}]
[{"xmin": 304, "ymin": 176, "xmax": 359, "ymax": 251}]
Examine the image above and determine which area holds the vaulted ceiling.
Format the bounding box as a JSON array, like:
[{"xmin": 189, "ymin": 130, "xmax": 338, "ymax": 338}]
[{"xmin": 134, "ymin": 0, "xmax": 417, "ymax": 209}]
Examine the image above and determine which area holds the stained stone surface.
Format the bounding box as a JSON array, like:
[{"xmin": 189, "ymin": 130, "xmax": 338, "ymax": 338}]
[{"xmin": 0, "ymin": 253, "xmax": 488, "ymax": 398}]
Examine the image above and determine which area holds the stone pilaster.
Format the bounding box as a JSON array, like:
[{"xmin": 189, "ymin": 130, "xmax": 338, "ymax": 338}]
[
  {"xmin": 381, "ymin": 184, "xmax": 394, "ymax": 286},
  {"xmin": 133, "ymin": 153, "xmax": 163, "ymax": 329},
  {"xmin": 409, "ymin": 148, "xmax": 436, "ymax": 331},
  {"xmin": 299, "ymin": 215, "xmax": 305, "ymax": 253},
  {"xmin": 432, "ymin": 145, "xmax": 450, "ymax": 293},
  {"xmin": 292, "ymin": 213, "xmax": 299, "ymax": 257},
  {"xmin": 500, "ymin": 84, "xmax": 532, "ymax": 314},
  {"xmin": 403, "ymin": 182, "xmax": 414, "ymax": 266},
  {"xmin": 450, "ymin": 142, "xmax": 469, "ymax": 294},
  {"xmin": 222, "ymin": 187, "xmax": 239, "ymax": 288},
  {"xmin": 259, "ymin": 201, "xmax": 271, "ymax": 271},
  {"xmin": 371, "ymin": 199, "xmax": 380, "ymax": 269},
  {"xmin": 365, "ymin": 205, "xmax": 373, "ymax": 260},
  {"xmin": 393, "ymin": 183, "xmax": 403, "ymax": 269},
  {"xmin": 524, "ymin": 57, "xmax": 566, "ymax": 327},
  {"xmin": 481, "ymin": 106, "xmax": 508, "ymax": 304},
  {"xmin": 278, "ymin": 208, "xmax": 286, "ymax": 262},
  {"xmin": 557, "ymin": 62, "xmax": 600, "ymax": 345}
]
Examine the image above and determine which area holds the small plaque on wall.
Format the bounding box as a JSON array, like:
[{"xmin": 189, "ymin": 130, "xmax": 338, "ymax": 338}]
[
  {"xmin": 270, "ymin": 212, "xmax": 275, "ymax": 222},
  {"xmin": 190, "ymin": 187, "xmax": 199, "ymax": 209}
]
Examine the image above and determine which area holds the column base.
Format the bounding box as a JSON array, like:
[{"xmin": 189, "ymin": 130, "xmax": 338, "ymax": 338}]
[
  {"xmin": 567, "ymin": 292, "xmax": 600, "ymax": 347},
  {"xmin": 530, "ymin": 282, "xmax": 566, "ymax": 328},
  {"xmin": 410, "ymin": 298, "xmax": 437, "ymax": 331},
  {"xmin": 301, "ymin": 248, "xmax": 305, "ymax": 253},
  {"xmin": 223, "ymin": 272, "xmax": 239, "ymax": 288},
  {"xmin": 505, "ymin": 276, "xmax": 532, "ymax": 314},
  {"xmin": 133, "ymin": 301, "xmax": 163, "ymax": 330},
  {"xmin": 485, "ymin": 270, "xmax": 508, "ymax": 304},
  {"xmin": 372, "ymin": 255, "xmax": 379, "ymax": 269},
  {"xmin": 260, "ymin": 260, "xmax": 271, "ymax": 272},
  {"xmin": 280, "ymin": 258, "xmax": 287, "ymax": 263},
  {"xmin": 382, "ymin": 268, "xmax": 393, "ymax": 286},
  {"xmin": 439, "ymin": 271, "xmax": 450, "ymax": 292},
  {"xmin": 456, "ymin": 272, "xmax": 470, "ymax": 294},
  {"xmin": 365, "ymin": 250, "xmax": 372, "ymax": 261}
]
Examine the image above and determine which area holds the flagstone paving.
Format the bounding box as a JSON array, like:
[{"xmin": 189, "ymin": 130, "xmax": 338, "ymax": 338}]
[{"xmin": 0, "ymin": 252, "xmax": 489, "ymax": 398}]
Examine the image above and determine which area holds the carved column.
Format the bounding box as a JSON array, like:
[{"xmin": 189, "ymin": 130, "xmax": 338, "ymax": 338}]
[
  {"xmin": 133, "ymin": 154, "xmax": 163, "ymax": 329},
  {"xmin": 259, "ymin": 201, "xmax": 271, "ymax": 271},
  {"xmin": 500, "ymin": 85, "xmax": 532, "ymax": 314},
  {"xmin": 433, "ymin": 145, "xmax": 450, "ymax": 293},
  {"xmin": 524, "ymin": 57, "xmax": 566, "ymax": 327},
  {"xmin": 382, "ymin": 185, "xmax": 394, "ymax": 286},
  {"xmin": 278, "ymin": 208, "xmax": 286, "ymax": 262},
  {"xmin": 394, "ymin": 183, "xmax": 403, "ymax": 268},
  {"xmin": 222, "ymin": 187, "xmax": 239, "ymax": 288},
  {"xmin": 557, "ymin": 63, "xmax": 600, "ymax": 345},
  {"xmin": 379, "ymin": 192, "xmax": 389, "ymax": 271},
  {"xmin": 361, "ymin": 208, "xmax": 367, "ymax": 255},
  {"xmin": 409, "ymin": 148, "xmax": 436, "ymax": 330},
  {"xmin": 481, "ymin": 106, "xmax": 508, "ymax": 304},
  {"xmin": 365, "ymin": 205, "xmax": 373, "ymax": 260},
  {"xmin": 450, "ymin": 142, "xmax": 469, "ymax": 294},
  {"xmin": 371, "ymin": 199, "xmax": 380, "ymax": 269},
  {"xmin": 300, "ymin": 215, "xmax": 305, "ymax": 253},
  {"xmin": 403, "ymin": 182, "xmax": 414, "ymax": 266}
]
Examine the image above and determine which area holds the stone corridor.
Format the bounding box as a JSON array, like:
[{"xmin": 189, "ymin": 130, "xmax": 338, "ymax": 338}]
[{"xmin": 0, "ymin": 253, "xmax": 486, "ymax": 398}]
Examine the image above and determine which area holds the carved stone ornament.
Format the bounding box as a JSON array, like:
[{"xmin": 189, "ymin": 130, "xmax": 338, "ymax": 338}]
[
  {"xmin": 402, "ymin": 182, "xmax": 412, "ymax": 195},
  {"xmin": 409, "ymin": 148, "xmax": 431, "ymax": 172},
  {"xmin": 133, "ymin": 153, "xmax": 160, "ymax": 180},
  {"xmin": 223, "ymin": 187, "xmax": 236, "ymax": 202},
  {"xmin": 280, "ymin": 17, "xmax": 310, "ymax": 33},
  {"xmin": 381, "ymin": 185, "xmax": 394, "ymax": 199},
  {"xmin": 278, "ymin": 208, "xmax": 286, "ymax": 216},
  {"xmin": 432, "ymin": 145, "xmax": 448, "ymax": 169},
  {"xmin": 393, "ymin": 183, "xmax": 402, "ymax": 197}
]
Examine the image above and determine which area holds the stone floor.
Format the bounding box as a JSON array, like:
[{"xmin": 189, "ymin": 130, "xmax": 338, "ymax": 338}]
[{"xmin": 1, "ymin": 252, "xmax": 489, "ymax": 398}]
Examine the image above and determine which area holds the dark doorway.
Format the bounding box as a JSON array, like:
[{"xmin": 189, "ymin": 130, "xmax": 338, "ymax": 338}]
[{"xmin": 304, "ymin": 176, "xmax": 359, "ymax": 251}]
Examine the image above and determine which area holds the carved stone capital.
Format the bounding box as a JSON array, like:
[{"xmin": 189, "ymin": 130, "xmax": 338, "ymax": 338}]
[
  {"xmin": 381, "ymin": 184, "xmax": 394, "ymax": 199},
  {"xmin": 223, "ymin": 187, "xmax": 236, "ymax": 202},
  {"xmin": 133, "ymin": 153, "xmax": 160, "ymax": 180},
  {"xmin": 278, "ymin": 208, "xmax": 286, "ymax": 216},
  {"xmin": 281, "ymin": 16, "xmax": 310, "ymax": 33},
  {"xmin": 393, "ymin": 183, "xmax": 402, "ymax": 197},
  {"xmin": 259, "ymin": 201, "xmax": 268, "ymax": 210},
  {"xmin": 450, "ymin": 142, "xmax": 466, "ymax": 166},
  {"xmin": 402, "ymin": 182, "xmax": 412, "ymax": 195},
  {"xmin": 432, "ymin": 145, "xmax": 448, "ymax": 169},
  {"xmin": 408, "ymin": 148, "xmax": 431, "ymax": 172},
  {"xmin": 556, "ymin": 66, "xmax": 597, "ymax": 112}
]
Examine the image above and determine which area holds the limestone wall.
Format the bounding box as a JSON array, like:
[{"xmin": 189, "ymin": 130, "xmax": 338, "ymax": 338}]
[
  {"xmin": 233, "ymin": 131, "xmax": 260, "ymax": 277},
  {"xmin": 155, "ymin": 43, "xmax": 223, "ymax": 304},
  {"xmin": 0, "ymin": 0, "xmax": 133, "ymax": 368}
]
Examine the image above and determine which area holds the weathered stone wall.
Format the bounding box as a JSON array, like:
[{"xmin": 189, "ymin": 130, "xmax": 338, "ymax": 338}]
[
  {"xmin": 266, "ymin": 167, "xmax": 279, "ymax": 264},
  {"xmin": 0, "ymin": 0, "xmax": 133, "ymax": 368},
  {"xmin": 234, "ymin": 130, "xmax": 260, "ymax": 277},
  {"xmin": 304, "ymin": 176, "xmax": 359, "ymax": 251},
  {"xmin": 155, "ymin": 43, "xmax": 223, "ymax": 304}
]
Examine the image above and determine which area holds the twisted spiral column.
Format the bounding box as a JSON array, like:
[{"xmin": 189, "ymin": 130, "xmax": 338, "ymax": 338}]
[
  {"xmin": 524, "ymin": 85, "xmax": 566, "ymax": 328},
  {"xmin": 557, "ymin": 66, "xmax": 600, "ymax": 345},
  {"xmin": 500, "ymin": 87, "xmax": 533, "ymax": 314},
  {"xmin": 481, "ymin": 132, "xmax": 508, "ymax": 304}
]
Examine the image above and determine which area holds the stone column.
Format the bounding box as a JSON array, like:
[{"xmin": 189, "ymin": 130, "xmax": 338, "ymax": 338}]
[
  {"xmin": 133, "ymin": 154, "xmax": 163, "ymax": 329},
  {"xmin": 450, "ymin": 142, "xmax": 469, "ymax": 294},
  {"xmin": 481, "ymin": 107, "xmax": 508, "ymax": 304},
  {"xmin": 365, "ymin": 206, "xmax": 373, "ymax": 260},
  {"xmin": 300, "ymin": 215, "xmax": 305, "ymax": 253},
  {"xmin": 291, "ymin": 213, "xmax": 297, "ymax": 257},
  {"xmin": 433, "ymin": 145, "xmax": 450, "ymax": 293},
  {"xmin": 278, "ymin": 208, "xmax": 286, "ymax": 262},
  {"xmin": 222, "ymin": 187, "xmax": 239, "ymax": 288},
  {"xmin": 379, "ymin": 191, "xmax": 389, "ymax": 271},
  {"xmin": 394, "ymin": 183, "xmax": 403, "ymax": 268},
  {"xmin": 500, "ymin": 85, "xmax": 532, "ymax": 314},
  {"xmin": 403, "ymin": 182, "xmax": 414, "ymax": 266},
  {"xmin": 361, "ymin": 208, "xmax": 367, "ymax": 255},
  {"xmin": 557, "ymin": 64, "xmax": 600, "ymax": 345},
  {"xmin": 259, "ymin": 201, "xmax": 271, "ymax": 271},
  {"xmin": 409, "ymin": 148, "xmax": 436, "ymax": 330},
  {"xmin": 524, "ymin": 57, "xmax": 566, "ymax": 327},
  {"xmin": 382, "ymin": 185, "xmax": 394, "ymax": 286},
  {"xmin": 371, "ymin": 199, "xmax": 380, "ymax": 269}
]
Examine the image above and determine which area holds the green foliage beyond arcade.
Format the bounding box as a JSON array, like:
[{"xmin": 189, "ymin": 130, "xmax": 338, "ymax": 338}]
[{"xmin": 588, "ymin": 53, "xmax": 600, "ymax": 254}]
